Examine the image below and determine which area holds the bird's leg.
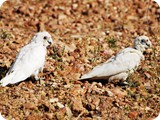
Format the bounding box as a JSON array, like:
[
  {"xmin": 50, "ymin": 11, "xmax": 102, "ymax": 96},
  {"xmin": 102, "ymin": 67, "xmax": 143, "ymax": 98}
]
[
  {"xmin": 39, "ymin": 67, "xmax": 45, "ymax": 80},
  {"xmin": 34, "ymin": 75, "xmax": 39, "ymax": 81},
  {"xmin": 34, "ymin": 69, "xmax": 45, "ymax": 85},
  {"xmin": 33, "ymin": 70, "xmax": 40, "ymax": 81},
  {"xmin": 33, "ymin": 70, "xmax": 42, "ymax": 85},
  {"xmin": 40, "ymin": 66, "xmax": 44, "ymax": 73}
]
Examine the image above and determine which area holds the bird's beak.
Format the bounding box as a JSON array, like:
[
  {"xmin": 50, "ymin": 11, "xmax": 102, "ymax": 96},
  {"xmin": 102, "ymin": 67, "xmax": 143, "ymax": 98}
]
[
  {"xmin": 47, "ymin": 38, "xmax": 53, "ymax": 45},
  {"xmin": 146, "ymin": 41, "xmax": 152, "ymax": 48}
]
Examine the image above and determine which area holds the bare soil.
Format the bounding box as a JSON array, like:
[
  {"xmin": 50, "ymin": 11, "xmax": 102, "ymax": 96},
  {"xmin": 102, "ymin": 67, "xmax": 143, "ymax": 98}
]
[{"xmin": 0, "ymin": 0, "xmax": 159, "ymax": 119}]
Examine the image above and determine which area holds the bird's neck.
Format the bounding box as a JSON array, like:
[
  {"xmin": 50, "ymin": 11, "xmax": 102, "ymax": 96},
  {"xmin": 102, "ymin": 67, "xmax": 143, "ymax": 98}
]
[{"xmin": 134, "ymin": 45, "xmax": 145, "ymax": 53}]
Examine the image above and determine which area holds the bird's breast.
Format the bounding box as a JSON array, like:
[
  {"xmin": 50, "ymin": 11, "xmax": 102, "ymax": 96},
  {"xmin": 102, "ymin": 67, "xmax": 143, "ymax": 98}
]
[{"xmin": 28, "ymin": 45, "xmax": 46, "ymax": 65}]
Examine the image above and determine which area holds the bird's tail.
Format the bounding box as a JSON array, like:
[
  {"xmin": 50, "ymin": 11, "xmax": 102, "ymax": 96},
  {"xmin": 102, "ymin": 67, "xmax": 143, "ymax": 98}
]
[
  {"xmin": 0, "ymin": 73, "xmax": 15, "ymax": 86},
  {"xmin": 80, "ymin": 74, "xmax": 92, "ymax": 80},
  {"xmin": 80, "ymin": 69, "xmax": 99, "ymax": 80}
]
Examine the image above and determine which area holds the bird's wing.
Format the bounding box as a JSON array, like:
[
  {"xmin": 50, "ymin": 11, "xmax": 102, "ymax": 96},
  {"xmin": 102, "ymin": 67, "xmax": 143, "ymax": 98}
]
[
  {"xmin": 7, "ymin": 44, "xmax": 31, "ymax": 74},
  {"xmin": 80, "ymin": 48, "xmax": 144, "ymax": 80},
  {"xmin": 0, "ymin": 44, "xmax": 46, "ymax": 86}
]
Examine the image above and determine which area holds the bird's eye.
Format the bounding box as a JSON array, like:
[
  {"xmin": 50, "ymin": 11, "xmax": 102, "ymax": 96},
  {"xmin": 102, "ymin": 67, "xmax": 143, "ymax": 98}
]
[
  {"xmin": 43, "ymin": 36, "xmax": 47, "ymax": 40},
  {"xmin": 141, "ymin": 39, "xmax": 145, "ymax": 44}
]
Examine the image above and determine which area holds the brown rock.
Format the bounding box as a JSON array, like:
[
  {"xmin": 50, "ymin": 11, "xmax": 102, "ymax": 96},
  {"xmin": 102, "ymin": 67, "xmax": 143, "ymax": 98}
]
[
  {"xmin": 24, "ymin": 103, "xmax": 37, "ymax": 110},
  {"xmin": 128, "ymin": 111, "xmax": 138, "ymax": 119}
]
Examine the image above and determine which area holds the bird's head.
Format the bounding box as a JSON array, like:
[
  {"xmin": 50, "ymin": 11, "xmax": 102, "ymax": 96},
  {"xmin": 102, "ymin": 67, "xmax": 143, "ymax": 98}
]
[
  {"xmin": 134, "ymin": 36, "xmax": 152, "ymax": 53},
  {"xmin": 31, "ymin": 31, "xmax": 53, "ymax": 47}
]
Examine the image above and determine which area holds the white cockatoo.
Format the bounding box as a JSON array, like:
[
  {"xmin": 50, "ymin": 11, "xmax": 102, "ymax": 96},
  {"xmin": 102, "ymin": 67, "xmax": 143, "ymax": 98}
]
[
  {"xmin": 80, "ymin": 36, "xmax": 151, "ymax": 83},
  {"xmin": 0, "ymin": 31, "xmax": 53, "ymax": 86}
]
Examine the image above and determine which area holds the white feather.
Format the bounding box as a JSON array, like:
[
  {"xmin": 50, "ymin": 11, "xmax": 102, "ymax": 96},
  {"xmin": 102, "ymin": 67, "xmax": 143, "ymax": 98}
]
[{"xmin": 0, "ymin": 31, "xmax": 53, "ymax": 86}]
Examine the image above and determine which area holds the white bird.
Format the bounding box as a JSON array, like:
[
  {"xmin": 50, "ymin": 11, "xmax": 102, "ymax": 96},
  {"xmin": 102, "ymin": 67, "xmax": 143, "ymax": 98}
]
[
  {"xmin": 80, "ymin": 36, "xmax": 151, "ymax": 83},
  {"xmin": 0, "ymin": 0, "xmax": 6, "ymax": 7},
  {"xmin": 0, "ymin": 31, "xmax": 53, "ymax": 86}
]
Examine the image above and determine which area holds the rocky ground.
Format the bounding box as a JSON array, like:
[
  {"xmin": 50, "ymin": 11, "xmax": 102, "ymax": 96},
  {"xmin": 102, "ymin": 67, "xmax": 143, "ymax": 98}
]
[{"xmin": 0, "ymin": 0, "xmax": 160, "ymax": 119}]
